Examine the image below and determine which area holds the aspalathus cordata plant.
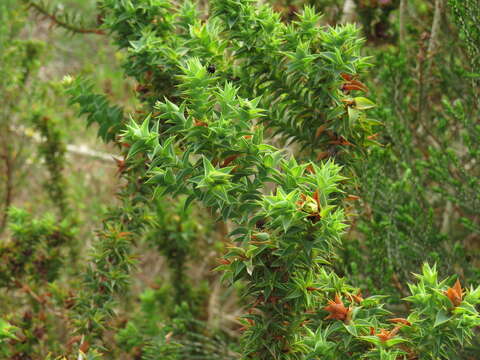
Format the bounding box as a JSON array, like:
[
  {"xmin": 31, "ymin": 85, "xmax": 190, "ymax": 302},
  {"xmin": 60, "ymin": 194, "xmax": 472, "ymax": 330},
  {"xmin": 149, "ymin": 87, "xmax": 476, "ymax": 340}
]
[{"xmin": 63, "ymin": 0, "xmax": 480, "ymax": 359}]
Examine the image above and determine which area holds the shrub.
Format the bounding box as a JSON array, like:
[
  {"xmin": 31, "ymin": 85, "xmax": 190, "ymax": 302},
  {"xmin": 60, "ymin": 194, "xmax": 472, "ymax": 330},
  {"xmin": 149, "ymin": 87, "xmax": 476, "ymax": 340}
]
[
  {"xmin": 64, "ymin": 1, "xmax": 480, "ymax": 359},
  {"xmin": 0, "ymin": 0, "xmax": 478, "ymax": 359}
]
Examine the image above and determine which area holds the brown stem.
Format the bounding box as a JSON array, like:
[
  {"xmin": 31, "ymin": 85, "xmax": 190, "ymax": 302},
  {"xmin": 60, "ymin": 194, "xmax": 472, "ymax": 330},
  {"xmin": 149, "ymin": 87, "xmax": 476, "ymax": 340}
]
[
  {"xmin": 341, "ymin": 0, "xmax": 357, "ymax": 24},
  {"xmin": 399, "ymin": 0, "xmax": 407, "ymax": 45},
  {"xmin": 428, "ymin": 0, "xmax": 446, "ymax": 56},
  {"xmin": 27, "ymin": 1, "xmax": 105, "ymax": 35},
  {"xmin": 417, "ymin": 0, "xmax": 446, "ymax": 128},
  {"xmin": 0, "ymin": 142, "xmax": 14, "ymax": 234}
]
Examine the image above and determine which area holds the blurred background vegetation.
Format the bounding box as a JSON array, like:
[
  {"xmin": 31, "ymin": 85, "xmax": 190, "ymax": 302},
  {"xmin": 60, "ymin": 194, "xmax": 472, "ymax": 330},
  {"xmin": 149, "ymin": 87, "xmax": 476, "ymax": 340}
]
[{"xmin": 0, "ymin": 0, "xmax": 478, "ymax": 359}]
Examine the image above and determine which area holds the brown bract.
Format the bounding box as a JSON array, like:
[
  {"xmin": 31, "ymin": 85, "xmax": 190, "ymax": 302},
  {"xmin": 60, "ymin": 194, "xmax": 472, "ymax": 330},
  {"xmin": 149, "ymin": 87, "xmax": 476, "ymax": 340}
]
[
  {"xmin": 217, "ymin": 258, "xmax": 231, "ymax": 265},
  {"xmin": 445, "ymin": 279, "xmax": 463, "ymax": 307},
  {"xmin": 375, "ymin": 325, "xmax": 401, "ymax": 342},
  {"xmin": 389, "ymin": 317, "xmax": 412, "ymax": 326},
  {"xmin": 315, "ymin": 124, "xmax": 327, "ymax": 138},
  {"xmin": 347, "ymin": 290, "xmax": 363, "ymax": 304},
  {"xmin": 221, "ymin": 154, "xmax": 240, "ymax": 167},
  {"xmin": 341, "ymin": 79, "xmax": 369, "ymax": 93},
  {"xmin": 324, "ymin": 294, "xmax": 351, "ymax": 322},
  {"xmin": 194, "ymin": 120, "xmax": 208, "ymax": 127},
  {"xmin": 345, "ymin": 194, "xmax": 361, "ymax": 202}
]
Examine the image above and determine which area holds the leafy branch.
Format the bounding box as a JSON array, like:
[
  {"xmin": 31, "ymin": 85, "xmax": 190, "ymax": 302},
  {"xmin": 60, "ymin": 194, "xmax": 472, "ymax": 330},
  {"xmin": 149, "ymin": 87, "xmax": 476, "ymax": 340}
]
[{"xmin": 25, "ymin": 0, "xmax": 105, "ymax": 35}]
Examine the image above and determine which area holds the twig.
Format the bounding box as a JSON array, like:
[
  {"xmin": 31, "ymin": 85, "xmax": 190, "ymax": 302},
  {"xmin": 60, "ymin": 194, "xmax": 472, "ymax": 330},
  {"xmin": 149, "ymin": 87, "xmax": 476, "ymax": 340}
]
[
  {"xmin": 416, "ymin": 33, "xmax": 439, "ymax": 148},
  {"xmin": 11, "ymin": 125, "xmax": 119, "ymax": 163},
  {"xmin": 340, "ymin": 0, "xmax": 357, "ymax": 24},
  {"xmin": 65, "ymin": 143, "xmax": 119, "ymax": 162},
  {"xmin": 428, "ymin": 0, "xmax": 446, "ymax": 55},
  {"xmin": 0, "ymin": 138, "xmax": 14, "ymax": 234},
  {"xmin": 417, "ymin": 0, "xmax": 446, "ymax": 128},
  {"xmin": 27, "ymin": 1, "xmax": 105, "ymax": 35},
  {"xmin": 441, "ymin": 200, "xmax": 453, "ymax": 234},
  {"xmin": 399, "ymin": 0, "xmax": 407, "ymax": 45}
]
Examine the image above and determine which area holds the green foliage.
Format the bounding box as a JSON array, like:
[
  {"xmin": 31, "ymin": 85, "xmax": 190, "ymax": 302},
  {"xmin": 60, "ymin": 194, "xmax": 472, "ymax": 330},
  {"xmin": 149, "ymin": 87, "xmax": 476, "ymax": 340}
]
[
  {"xmin": 121, "ymin": 60, "xmax": 350, "ymax": 357},
  {"xmin": 63, "ymin": 1, "xmax": 378, "ymax": 356},
  {"xmin": 353, "ymin": 0, "xmax": 400, "ymax": 42},
  {"xmin": 61, "ymin": 0, "xmax": 480, "ymax": 358},
  {"xmin": 343, "ymin": 23, "xmax": 480, "ymax": 301},
  {"xmin": 0, "ymin": 208, "xmax": 75, "ymax": 358},
  {"xmin": 0, "ymin": 0, "xmax": 479, "ymax": 359},
  {"xmin": 99, "ymin": 0, "xmax": 377, "ymax": 159},
  {"xmin": 117, "ymin": 290, "xmax": 237, "ymax": 360},
  {"xmin": 146, "ymin": 197, "xmax": 209, "ymax": 305},
  {"xmin": 0, "ymin": 318, "xmax": 19, "ymax": 343},
  {"xmin": 404, "ymin": 264, "xmax": 480, "ymax": 359},
  {"xmin": 31, "ymin": 114, "xmax": 71, "ymax": 216},
  {"xmin": 212, "ymin": 1, "xmax": 375, "ymax": 155},
  {"xmin": 0, "ymin": 0, "xmax": 45, "ymax": 233},
  {"xmin": 71, "ymin": 207, "xmax": 143, "ymax": 339},
  {"xmin": 66, "ymin": 77, "xmax": 125, "ymax": 143},
  {"xmin": 449, "ymin": 0, "xmax": 480, "ymax": 72},
  {"xmin": 0, "ymin": 318, "xmax": 19, "ymax": 358},
  {"xmin": 0, "ymin": 208, "xmax": 74, "ymax": 287}
]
